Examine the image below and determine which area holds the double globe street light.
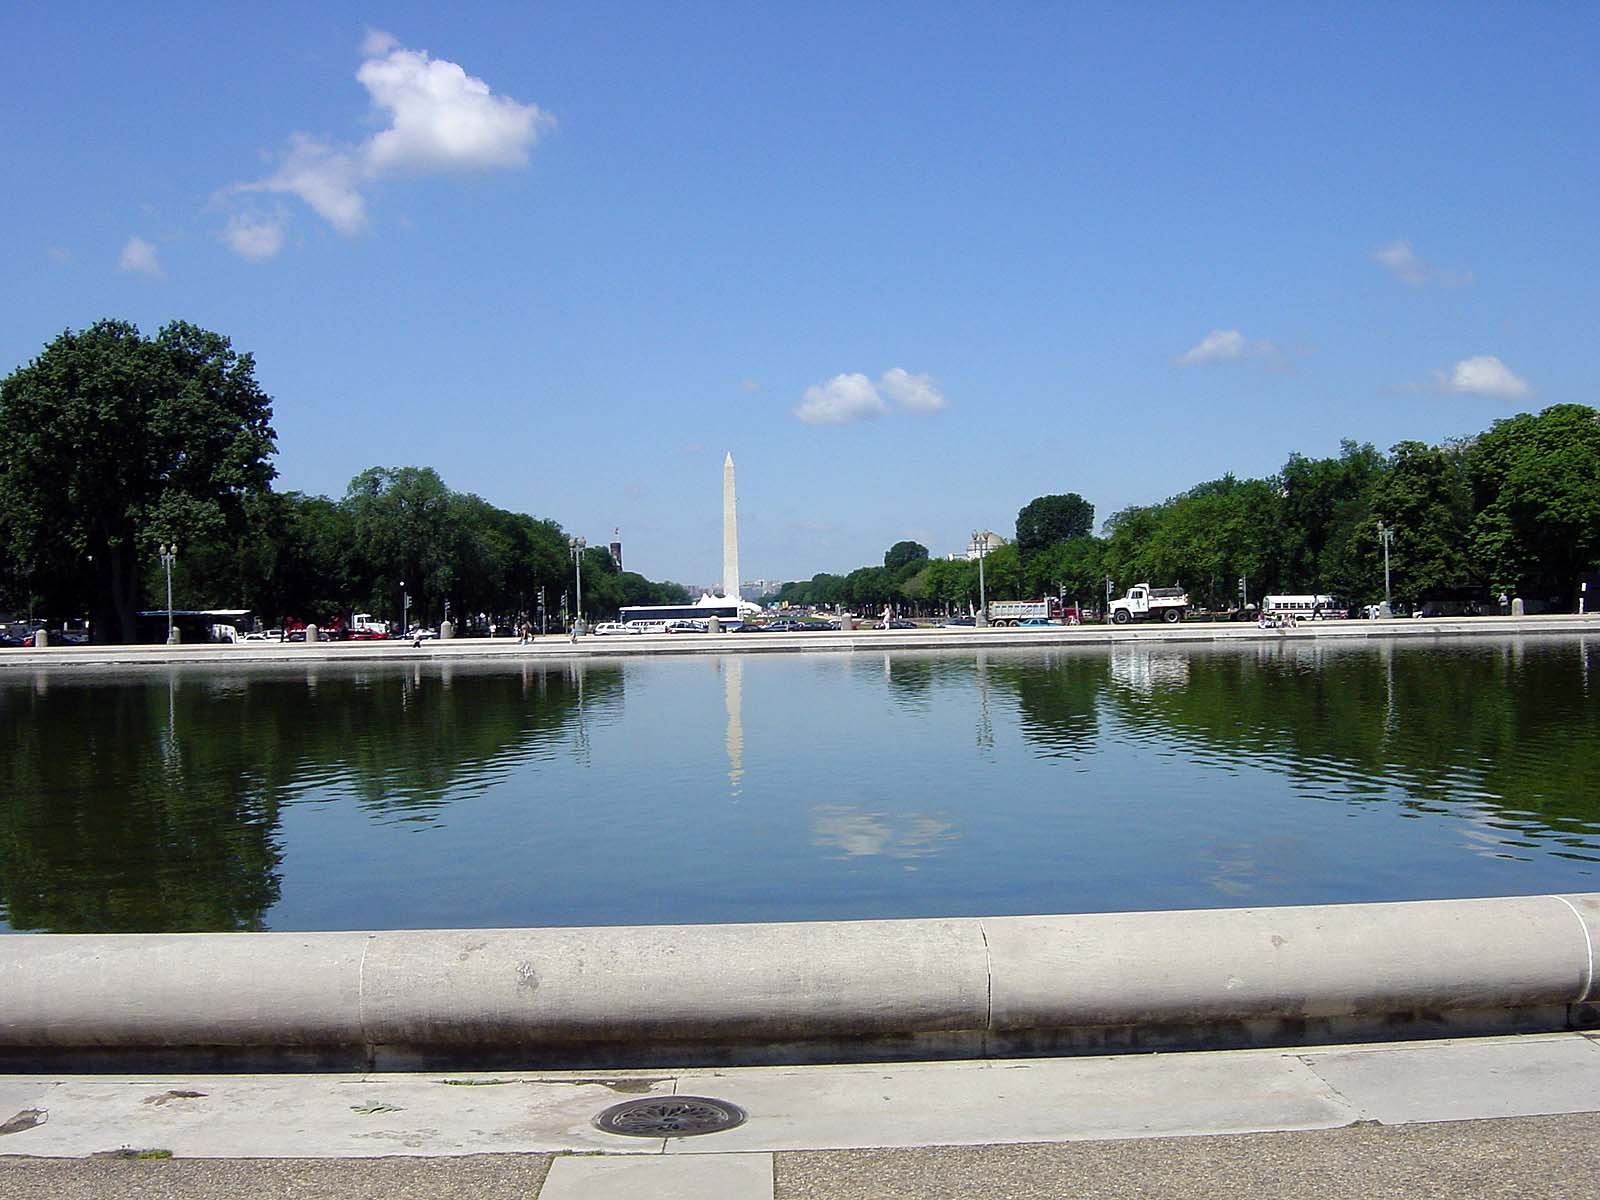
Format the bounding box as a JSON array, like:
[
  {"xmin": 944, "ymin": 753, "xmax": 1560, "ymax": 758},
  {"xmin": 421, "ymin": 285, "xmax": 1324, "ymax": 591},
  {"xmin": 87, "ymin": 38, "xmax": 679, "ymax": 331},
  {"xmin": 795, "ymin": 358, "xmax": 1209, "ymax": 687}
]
[
  {"xmin": 159, "ymin": 542, "xmax": 179, "ymax": 644},
  {"xmin": 569, "ymin": 536, "xmax": 586, "ymax": 635}
]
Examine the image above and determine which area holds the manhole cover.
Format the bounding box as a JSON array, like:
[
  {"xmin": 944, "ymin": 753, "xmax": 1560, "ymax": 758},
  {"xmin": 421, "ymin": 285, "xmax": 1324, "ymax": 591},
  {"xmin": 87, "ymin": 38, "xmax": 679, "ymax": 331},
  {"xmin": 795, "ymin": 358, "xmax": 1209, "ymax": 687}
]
[{"xmin": 593, "ymin": 1095, "xmax": 747, "ymax": 1137}]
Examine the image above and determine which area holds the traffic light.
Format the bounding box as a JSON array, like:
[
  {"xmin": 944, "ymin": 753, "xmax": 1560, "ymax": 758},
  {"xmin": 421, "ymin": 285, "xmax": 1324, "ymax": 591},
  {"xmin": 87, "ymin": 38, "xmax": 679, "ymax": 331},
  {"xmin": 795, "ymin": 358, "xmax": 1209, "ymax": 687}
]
[{"xmin": 1238, "ymin": 576, "xmax": 1249, "ymax": 606}]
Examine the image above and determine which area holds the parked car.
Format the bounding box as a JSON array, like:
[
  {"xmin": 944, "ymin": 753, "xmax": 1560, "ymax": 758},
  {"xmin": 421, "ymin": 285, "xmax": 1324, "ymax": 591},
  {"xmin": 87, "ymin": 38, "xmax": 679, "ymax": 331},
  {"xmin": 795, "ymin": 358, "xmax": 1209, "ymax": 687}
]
[
  {"xmin": 243, "ymin": 629, "xmax": 285, "ymax": 642},
  {"xmin": 347, "ymin": 628, "xmax": 391, "ymax": 640},
  {"xmin": 592, "ymin": 622, "xmax": 643, "ymax": 636},
  {"xmin": 886, "ymin": 619, "xmax": 917, "ymax": 629},
  {"xmin": 943, "ymin": 616, "xmax": 976, "ymax": 627},
  {"xmin": 407, "ymin": 626, "xmax": 439, "ymax": 641},
  {"xmin": 765, "ymin": 620, "xmax": 807, "ymax": 632},
  {"xmin": 1018, "ymin": 617, "xmax": 1054, "ymax": 628}
]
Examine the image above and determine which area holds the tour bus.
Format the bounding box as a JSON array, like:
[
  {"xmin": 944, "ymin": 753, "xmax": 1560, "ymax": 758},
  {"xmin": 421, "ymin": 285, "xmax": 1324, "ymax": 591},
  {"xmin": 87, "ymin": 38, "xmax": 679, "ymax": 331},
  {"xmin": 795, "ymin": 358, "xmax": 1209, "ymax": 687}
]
[
  {"xmin": 1260, "ymin": 595, "xmax": 1345, "ymax": 620},
  {"xmin": 619, "ymin": 602, "xmax": 743, "ymax": 632}
]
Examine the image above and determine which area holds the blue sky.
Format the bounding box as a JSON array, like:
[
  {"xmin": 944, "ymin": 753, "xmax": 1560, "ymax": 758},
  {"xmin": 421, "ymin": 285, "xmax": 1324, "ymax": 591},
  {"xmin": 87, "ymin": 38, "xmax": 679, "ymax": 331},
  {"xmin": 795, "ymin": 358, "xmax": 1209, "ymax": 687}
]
[{"xmin": 3, "ymin": 3, "xmax": 1594, "ymax": 587}]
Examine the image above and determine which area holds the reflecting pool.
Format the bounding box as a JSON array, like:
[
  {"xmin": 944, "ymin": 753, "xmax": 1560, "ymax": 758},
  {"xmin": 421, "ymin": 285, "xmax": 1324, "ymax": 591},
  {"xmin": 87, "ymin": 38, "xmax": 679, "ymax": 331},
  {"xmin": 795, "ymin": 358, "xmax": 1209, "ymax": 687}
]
[{"xmin": 3, "ymin": 635, "xmax": 1598, "ymax": 933}]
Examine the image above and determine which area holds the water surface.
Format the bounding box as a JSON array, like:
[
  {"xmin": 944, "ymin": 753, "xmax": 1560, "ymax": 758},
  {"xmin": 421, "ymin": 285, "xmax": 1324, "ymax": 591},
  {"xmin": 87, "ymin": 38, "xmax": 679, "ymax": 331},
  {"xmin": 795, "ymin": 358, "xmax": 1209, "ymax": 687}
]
[{"xmin": 3, "ymin": 635, "xmax": 1597, "ymax": 933}]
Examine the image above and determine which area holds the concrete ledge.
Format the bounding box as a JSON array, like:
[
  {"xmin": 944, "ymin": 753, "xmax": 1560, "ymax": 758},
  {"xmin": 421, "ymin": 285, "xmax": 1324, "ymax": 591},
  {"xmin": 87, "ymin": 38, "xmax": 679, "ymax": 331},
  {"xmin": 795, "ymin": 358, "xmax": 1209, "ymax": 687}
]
[
  {"xmin": 2, "ymin": 896, "xmax": 1596, "ymax": 1071},
  {"xmin": 2, "ymin": 614, "xmax": 1596, "ymax": 670}
]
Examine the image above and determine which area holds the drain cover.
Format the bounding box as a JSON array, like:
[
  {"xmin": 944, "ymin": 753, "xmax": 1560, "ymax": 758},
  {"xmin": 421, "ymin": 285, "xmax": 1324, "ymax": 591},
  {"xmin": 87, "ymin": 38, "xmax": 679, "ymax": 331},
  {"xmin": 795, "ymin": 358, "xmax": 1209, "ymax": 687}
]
[{"xmin": 593, "ymin": 1095, "xmax": 747, "ymax": 1137}]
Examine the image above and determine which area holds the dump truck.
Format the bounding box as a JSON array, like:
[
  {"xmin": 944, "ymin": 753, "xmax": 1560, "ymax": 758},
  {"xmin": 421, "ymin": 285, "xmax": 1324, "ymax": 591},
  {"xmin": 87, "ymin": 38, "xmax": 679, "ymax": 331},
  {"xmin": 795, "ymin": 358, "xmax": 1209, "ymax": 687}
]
[
  {"xmin": 1108, "ymin": 584, "xmax": 1189, "ymax": 624},
  {"xmin": 986, "ymin": 599, "xmax": 1057, "ymax": 626}
]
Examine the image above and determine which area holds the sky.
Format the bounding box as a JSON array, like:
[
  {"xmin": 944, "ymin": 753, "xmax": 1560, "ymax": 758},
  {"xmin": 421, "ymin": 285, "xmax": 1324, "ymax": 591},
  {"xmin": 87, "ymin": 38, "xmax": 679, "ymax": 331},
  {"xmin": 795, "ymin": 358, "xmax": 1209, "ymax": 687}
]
[{"xmin": 3, "ymin": 3, "xmax": 1595, "ymax": 587}]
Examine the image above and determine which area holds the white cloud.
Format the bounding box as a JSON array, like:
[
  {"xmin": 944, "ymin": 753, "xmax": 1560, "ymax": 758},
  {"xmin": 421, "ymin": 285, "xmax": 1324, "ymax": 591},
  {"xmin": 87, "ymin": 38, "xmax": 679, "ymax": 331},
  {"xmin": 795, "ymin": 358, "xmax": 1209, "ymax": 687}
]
[
  {"xmin": 221, "ymin": 32, "xmax": 552, "ymax": 253},
  {"xmin": 361, "ymin": 28, "xmax": 400, "ymax": 58},
  {"xmin": 1175, "ymin": 329, "xmax": 1277, "ymax": 365},
  {"xmin": 117, "ymin": 236, "xmax": 162, "ymax": 278},
  {"xmin": 1372, "ymin": 239, "xmax": 1472, "ymax": 287},
  {"xmin": 239, "ymin": 134, "xmax": 367, "ymax": 235},
  {"xmin": 1434, "ymin": 355, "xmax": 1532, "ymax": 399},
  {"xmin": 879, "ymin": 368, "xmax": 948, "ymax": 414},
  {"xmin": 359, "ymin": 46, "xmax": 552, "ymax": 175},
  {"xmin": 795, "ymin": 373, "xmax": 888, "ymax": 425},
  {"xmin": 223, "ymin": 212, "xmax": 288, "ymax": 262}
]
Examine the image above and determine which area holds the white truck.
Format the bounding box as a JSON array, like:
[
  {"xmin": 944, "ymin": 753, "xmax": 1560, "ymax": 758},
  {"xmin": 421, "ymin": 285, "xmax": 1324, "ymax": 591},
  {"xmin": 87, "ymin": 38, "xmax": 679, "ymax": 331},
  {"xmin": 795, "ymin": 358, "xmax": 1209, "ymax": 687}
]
[
  {"xmin": 986, "ymin": 599, "xmax": 1054, "ymax": 626},
  {"xmin": 1109, "ymin": 584, "xmax": 1189, "ymax": 625},
  {"xmin": 350, "ymin": 613, "xmax": 391, "ymax": 635}
]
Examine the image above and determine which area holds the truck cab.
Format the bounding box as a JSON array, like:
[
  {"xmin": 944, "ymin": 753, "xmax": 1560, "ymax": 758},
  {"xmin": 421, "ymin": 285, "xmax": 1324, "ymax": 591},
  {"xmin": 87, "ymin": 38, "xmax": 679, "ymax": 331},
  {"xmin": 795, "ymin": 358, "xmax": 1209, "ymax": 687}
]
[{"xmin": 1109, "ymin": 584, "xmax": 1189, "ymax": 625}]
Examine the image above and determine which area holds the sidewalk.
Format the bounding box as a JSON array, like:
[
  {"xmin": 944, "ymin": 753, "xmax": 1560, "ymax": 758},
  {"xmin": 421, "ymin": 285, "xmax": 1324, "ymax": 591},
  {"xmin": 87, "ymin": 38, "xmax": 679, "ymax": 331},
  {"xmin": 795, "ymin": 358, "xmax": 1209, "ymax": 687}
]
[{"xmin": 4, "ymin": 1032, "xmax": 1598, "ymax": 1197}]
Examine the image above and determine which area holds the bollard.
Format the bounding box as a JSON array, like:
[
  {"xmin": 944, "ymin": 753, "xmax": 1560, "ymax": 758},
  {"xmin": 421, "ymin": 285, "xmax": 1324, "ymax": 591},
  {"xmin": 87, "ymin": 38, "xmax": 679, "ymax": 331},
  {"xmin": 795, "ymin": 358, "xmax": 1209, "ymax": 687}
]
[
  {"xmin": 707, "ymin": 616, "xmax": 721, "ymax": 634},
  {"xmin": 1512, "ymin": 598, "xmax": 1525, "ymax": 617},
  {"xmin": 33, "ymin": 628, "xmax": 49, "ymax": 648},
  {"xmin": 440, "ymin": 620, "xmax": 455, "ymax": 640},
  {"xmin": 305, "ymin": 624, "xmax": 320, "ymax": 643}
]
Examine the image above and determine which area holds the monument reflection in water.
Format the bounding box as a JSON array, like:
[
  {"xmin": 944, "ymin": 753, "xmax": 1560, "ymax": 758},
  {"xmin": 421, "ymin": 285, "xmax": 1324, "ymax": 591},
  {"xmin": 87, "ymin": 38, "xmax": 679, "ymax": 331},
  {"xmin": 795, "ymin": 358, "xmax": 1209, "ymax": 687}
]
[{"xmin": 1, "ymin": 635, "xmax": 1597, "ymax": 935}]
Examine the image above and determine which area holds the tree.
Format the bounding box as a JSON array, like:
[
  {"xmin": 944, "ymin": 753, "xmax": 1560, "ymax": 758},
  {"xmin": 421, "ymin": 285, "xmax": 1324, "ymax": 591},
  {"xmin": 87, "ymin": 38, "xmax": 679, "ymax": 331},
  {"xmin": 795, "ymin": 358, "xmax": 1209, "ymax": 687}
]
[
  {"xmin": 1467, "ymin": 404, "xmax": 1600, "ymax": 605},
  {"xmin": 0, "ymin": 320, "xmax": 276, "ymax": 641},
  {"xmin": 1369, "ymin": 440, "xmax": 1474, "ymax": 603},
  {"xmin": 883, "ymin": 540, "xmax": 929, "ymax": 576},
  {"xmin": 1015, "ymin": 493, "xmax": 1095, "ymax": 558}
]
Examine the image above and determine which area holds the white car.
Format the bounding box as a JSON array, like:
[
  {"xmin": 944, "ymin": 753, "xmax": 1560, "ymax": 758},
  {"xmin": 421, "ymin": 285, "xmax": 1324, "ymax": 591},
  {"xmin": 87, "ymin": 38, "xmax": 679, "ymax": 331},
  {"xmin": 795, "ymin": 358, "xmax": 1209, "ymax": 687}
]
[
  {"xmin": 592, "ymin": 622, "xmax": 643, "ymax": 636},
  {"xmin": 407, "ymin": 626, "xmax": 439, "ymax": 641}
]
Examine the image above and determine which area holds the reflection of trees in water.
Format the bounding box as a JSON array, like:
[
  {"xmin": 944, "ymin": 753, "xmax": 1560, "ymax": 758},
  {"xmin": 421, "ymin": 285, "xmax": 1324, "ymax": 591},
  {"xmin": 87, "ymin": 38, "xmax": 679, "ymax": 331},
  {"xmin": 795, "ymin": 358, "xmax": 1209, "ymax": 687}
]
[
  {"xmin": 0, "ymin": 663, "xmax": 617, "ymax": 932},
  {"xmin": 1102, "ymin": 637, "xmax": 1600, "ymax": 847},
  {"xmin": 983, "ymin": 649, "xmax": 1105, "ymax": 758}
]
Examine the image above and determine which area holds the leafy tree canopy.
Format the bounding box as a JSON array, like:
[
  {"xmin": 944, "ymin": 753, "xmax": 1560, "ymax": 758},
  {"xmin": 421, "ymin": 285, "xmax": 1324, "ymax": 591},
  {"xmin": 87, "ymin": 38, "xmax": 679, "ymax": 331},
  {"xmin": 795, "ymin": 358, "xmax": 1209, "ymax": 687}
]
[
  {"xmin": 1016, "ymin": 493, "xmax": 1095, "ymax": 557},
  {"xmin": 0, "ymin": 319, "xmax": 276, "ymax": 641}
]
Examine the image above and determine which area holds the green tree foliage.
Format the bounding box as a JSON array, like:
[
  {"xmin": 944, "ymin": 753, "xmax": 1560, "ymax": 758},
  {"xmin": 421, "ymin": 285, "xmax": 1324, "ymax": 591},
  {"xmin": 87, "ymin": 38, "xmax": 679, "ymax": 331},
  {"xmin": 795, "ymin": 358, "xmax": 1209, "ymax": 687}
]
[
  {"xmin": 1024, "ymin": 536, "xmax": 1105, "ymax": 603},
  {"xmin": 1467, "ymin": 404, "xmax": 1600, "ymax": 605},
  {"xmin": 883, "ymin": 539, "xmax": 930, "ymax": 576},
  {"xmin": 0, "ymin": 320, "xmax": 276, "ymax": 641},
  {"xmin": 1367, "ymin": 440, "xmax": 1474, "ymax": 602},
  {"xmin": 1015, "ymin": 493, "xmax": 1095, "ymax": 557},
  {"xmin": 1279, "ymin": 441, "xmax": 1386, "ymax": 600}
]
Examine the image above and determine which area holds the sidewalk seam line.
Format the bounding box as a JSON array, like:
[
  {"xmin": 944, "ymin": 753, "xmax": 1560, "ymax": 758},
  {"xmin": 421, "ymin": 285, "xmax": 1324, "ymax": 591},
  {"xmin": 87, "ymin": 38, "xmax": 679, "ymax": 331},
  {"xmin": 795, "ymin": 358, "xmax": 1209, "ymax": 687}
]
[{"xmin": 1551, "ymin": 895, "xmax": 1594, "ymax": 1003}]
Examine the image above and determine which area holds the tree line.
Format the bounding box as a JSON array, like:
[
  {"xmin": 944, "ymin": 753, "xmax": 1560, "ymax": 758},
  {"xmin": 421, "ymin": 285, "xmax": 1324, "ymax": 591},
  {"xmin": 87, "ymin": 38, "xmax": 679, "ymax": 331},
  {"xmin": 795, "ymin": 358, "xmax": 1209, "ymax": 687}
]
[
  {"xmin": 0, "ymin": 321, "xmax": 687, "ymax": 639},
  {"xmin": 774, "ymin": 407, "xmax": 1600, "ymax": 615},
  {"xmin": 4, "ymin": 321, "xmax": 1596, "ymax": 636}
]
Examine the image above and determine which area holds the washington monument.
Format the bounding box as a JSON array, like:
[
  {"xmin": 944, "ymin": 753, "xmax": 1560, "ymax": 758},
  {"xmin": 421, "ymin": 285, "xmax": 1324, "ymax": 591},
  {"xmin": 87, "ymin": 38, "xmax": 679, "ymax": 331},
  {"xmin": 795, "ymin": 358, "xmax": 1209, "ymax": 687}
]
[{"xmin": 722, "ymin": 452, "xmax": 740, "ymax": 601}]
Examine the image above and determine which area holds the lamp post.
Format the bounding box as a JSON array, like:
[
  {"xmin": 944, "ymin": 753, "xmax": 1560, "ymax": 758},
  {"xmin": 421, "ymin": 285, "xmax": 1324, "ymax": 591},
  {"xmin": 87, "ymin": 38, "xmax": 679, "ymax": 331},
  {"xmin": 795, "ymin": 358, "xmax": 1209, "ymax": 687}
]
[
  {"xmin": 400, "ymin": 580, "xmax": 409, "ymax": 637},
  {"xmin": 159, "ymin": 542, "xmax": 179, "ymax": 644},
  {"xmin": 569, "ymin": 536, "xmax": 587, "ymax": 634},
  {"xmin": 1377, "ymin": 521, "xmax": 1394, "ymax": 617},
  {"xmin": 970, "ymin": 531, "xmax": 989, "ymax": 628}
]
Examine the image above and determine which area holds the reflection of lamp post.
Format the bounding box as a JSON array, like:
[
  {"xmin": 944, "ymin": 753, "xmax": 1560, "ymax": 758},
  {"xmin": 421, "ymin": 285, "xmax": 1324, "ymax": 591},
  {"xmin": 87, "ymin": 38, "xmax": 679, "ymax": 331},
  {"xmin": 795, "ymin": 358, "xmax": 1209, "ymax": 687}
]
[
  {"xmin": 159, "ymin": 542, "xmax": 179, "ymax": 644},
  {"xmin": 569, "ymin": 536, "xmax": 587, "ymax": 633},
  {"xmin": 970, "ymin": 531, "xmax": 989, "ymax": 628},
  {"xmin": 1377, "ymin": 521, "xmax": 1394, "ymax": 617}
]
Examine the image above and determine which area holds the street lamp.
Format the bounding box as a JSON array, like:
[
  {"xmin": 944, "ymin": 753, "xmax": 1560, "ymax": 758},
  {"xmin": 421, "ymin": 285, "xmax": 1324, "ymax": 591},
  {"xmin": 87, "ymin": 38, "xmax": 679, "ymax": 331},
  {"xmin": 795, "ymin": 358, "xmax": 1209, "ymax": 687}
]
[
  {"xmin": 159, "ymin": 542, "xmax": 179, "ymax": 644},
  {"xmin": 400, "ymin": 580, "xmax": 409, "ymax": 636},
  {"xmin": 970, "ymin": 531, "xmax": 989, "ymax": 628},
  {"xmin": 1377, "ymin": 521, "xmax": 1394, "ymax": 617},
  {"xmin": 569, "ymin": 536, "xmax": 587, "ymax": 634}
]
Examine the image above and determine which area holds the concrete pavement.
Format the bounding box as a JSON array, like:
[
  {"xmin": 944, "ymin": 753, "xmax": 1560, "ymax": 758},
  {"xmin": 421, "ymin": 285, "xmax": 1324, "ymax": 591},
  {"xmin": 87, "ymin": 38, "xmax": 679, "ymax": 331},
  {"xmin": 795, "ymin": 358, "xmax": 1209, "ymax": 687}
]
[
  {"xmin": 3, "ymin": 613, "xmax": 1595, "ymax": 671},
  {"xmin": 3, "ymin": 1032, "xmax": 1599, "ymax": 1196}
]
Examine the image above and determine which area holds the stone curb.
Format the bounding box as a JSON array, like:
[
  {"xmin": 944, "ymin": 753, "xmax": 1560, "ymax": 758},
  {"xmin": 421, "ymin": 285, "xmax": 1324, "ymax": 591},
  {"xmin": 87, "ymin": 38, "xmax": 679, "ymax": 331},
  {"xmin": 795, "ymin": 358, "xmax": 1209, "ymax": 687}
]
[
  {"xmin": 1, "ymin": 615, "xmax": 1595, "ymax": 670},
  {"xmin": 2, "ymin": 895, "xmax": 1596, "ymax": 1071}
]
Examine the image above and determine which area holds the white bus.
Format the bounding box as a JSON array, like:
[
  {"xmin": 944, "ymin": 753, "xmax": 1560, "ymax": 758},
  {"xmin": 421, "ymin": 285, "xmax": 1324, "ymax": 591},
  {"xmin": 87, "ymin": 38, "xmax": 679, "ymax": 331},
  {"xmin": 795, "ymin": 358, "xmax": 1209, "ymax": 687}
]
[{"xmin": 1261, "ymin": 594, "xmax": 1344, "ymax": 620}]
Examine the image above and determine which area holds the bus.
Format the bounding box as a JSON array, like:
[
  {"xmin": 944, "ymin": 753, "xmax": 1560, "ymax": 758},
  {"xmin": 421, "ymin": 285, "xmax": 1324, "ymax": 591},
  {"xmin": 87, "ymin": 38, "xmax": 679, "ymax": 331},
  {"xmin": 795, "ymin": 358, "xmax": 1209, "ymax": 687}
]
[
  {"xmin": 619, "ymin": 602, "xmax": 744, "ymax": 631},
  {"xmin": 1260, "ymin": 595, "xmax": 1345, "ymax": 620}
]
